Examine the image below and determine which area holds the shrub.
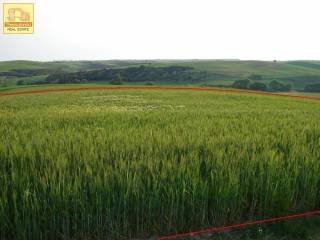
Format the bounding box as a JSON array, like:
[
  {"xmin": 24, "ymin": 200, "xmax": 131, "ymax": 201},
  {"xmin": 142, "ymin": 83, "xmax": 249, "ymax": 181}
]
[
  {"xmin": 144, "ymin": 81, "xmax": 155, "ymax": 86},
  {"xmin": 249, "ymin": 82, "xmax": 268, "ymax": 91},
  {"xmin": 110, "ymin": 73, "xmax": 123, "ymax": 85},
  {"xmin": 304, "ymin": 83, "xmax": 320, "ymax": 92},
  {"xmin": 17, "ymin": 80, "xmax": 26, "ymax": 85},
  {"xmin": 232, "ymin": 79, "xmax": 251, "ymax": 89},
  {"xmin": 269, "ymin": 80, "xmax": 291, "ymax": 92}
]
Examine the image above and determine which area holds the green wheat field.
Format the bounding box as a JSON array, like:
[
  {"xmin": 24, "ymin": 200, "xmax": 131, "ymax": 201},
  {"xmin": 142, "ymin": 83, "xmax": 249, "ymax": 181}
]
[{"xmin": 0, "ymin": 88, "xmax": 320, "ymax": 239}]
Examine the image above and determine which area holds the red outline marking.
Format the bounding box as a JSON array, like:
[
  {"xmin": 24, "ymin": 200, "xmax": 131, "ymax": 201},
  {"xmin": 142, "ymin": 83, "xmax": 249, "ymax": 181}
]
[
  {"xmin": 0, "ymin": 86, "xmax": 320, "ymax": 101},
  {"xmin": 158, "ymin": 210, "xmax": 320, "ymax": 239}
]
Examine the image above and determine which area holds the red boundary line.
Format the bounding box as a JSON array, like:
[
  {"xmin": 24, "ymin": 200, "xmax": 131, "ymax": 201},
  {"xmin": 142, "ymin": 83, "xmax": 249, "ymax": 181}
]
[
  {"xmin": 0, "ymin": 86, "xmax": 320, "ymax": 101},
  {"xmin": 158, "ymin": 210, "xmax": 320, "ymax": 240}
]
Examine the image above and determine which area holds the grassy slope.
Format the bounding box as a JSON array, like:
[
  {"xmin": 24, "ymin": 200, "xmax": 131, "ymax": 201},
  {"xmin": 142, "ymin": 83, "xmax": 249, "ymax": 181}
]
[
  {"xmin": 2, "ymin": 60, "xmax": 320, "ymax": 76},
  {"xmin": 0, "ymin": 87, "xmax": 320, "ymax": 239},
  {"xmin": 0, "ymin": 60, "xmax": 152, "ymax": 87},
  {"xmin": 0, "ymin": 60, "xmax": 150, "ymax": 72},
  {"xmin": 147, "ymin": 60, "xmax": 320, "ymax": 88},
  {"xmin": 1, "ymin": 60, "xmax": 320, "ymax": 89}
]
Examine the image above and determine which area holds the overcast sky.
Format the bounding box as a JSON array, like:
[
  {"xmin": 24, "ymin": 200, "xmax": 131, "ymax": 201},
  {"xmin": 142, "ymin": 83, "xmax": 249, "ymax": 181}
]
[{"xmin": 0, "ymin": 0, "xmax": 320, "ymax": 61}]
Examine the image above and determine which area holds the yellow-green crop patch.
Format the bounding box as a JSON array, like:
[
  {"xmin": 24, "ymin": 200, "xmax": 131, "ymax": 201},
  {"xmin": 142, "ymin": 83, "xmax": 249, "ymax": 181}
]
[{"xmin": 0, "ymin": 89, "xmax": 320, "ymax": 239}]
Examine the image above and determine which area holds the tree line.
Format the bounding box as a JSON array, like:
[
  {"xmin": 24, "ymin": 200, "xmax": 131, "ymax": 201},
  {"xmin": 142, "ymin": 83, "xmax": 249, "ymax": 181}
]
[
  {"xmin": 304, "ymin": 83, "xmax": 320, "ymax": 92},
  {"xmin": 40, "ymin": 65, "xmax": 208, "ymax": 84},
  {"xmin": 232, "ymin": 79, "xmax": 292, "ymax": 92}
]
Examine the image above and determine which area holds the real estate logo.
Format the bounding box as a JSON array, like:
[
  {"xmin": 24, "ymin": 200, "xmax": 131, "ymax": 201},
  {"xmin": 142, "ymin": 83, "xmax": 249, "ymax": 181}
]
[{"xmin": 3, "ymin": 3, "xmax": 34, "ymax": 34}]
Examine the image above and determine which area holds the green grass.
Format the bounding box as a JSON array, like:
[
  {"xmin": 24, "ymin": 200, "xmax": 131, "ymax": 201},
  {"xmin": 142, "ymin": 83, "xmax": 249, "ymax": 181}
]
[
  {"xmin": 0, "ymin": 84, "xmax": 90, "ymax": 93},
  {"xmin": 2, "ymin": 60, "xmax": 320, "ymax": 89},
  {"xmin": 0, "ymin": 87, "xmax": 320, "ymax": 239},
  {"xmin": 0, "ymin": 60, "xmax": 151, "ymax": 73},
  {"xmin": 0, "ymin": 59, "xmax": 312, "ymax": 77}
]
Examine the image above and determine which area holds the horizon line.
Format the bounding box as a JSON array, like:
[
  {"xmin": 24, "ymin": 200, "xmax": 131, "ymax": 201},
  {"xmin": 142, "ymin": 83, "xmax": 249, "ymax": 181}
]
[{"xmin": 1, "ymin": 58, "xmax": 320, "ymax": 63}]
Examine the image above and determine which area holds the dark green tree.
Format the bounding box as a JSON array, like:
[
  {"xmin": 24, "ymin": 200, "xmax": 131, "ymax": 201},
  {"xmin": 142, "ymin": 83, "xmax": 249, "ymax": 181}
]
[
  {"xmin": 16, "ymin": 80, "xmax": 26, "ymax": 85},
  {"xmin": 144, "ymin": 81, "xmax": 155, "ymax": 86},
  {"xmin": 249, "ymin": 82, "xmax": 267, "ymax": 91},
  {"xmin": 232, "ymin": 79, "xmax": 251, "ymax": 89},
  {"xmin": 269, "ymin": 80, "xmax": 291, "ymax": 92},
  {"xmin": 304, "ymin": 83, "xmax": 320, "ymax": 92},
  {"xmin": 110, "ymin": 73, "xmax": 123, "ymax": 85}
]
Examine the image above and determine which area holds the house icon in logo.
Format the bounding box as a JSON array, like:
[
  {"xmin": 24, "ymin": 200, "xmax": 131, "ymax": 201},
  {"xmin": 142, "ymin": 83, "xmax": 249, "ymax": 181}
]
[{"xmin": 7, "ymin": 8, "xmax": 31, "ymax": 21}]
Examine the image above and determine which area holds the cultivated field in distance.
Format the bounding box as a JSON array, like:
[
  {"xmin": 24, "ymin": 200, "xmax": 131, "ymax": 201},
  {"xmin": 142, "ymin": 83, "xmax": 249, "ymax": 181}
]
[{"xmin": 0, "ymin": 87, "xmax": 320, "ymax": 239}]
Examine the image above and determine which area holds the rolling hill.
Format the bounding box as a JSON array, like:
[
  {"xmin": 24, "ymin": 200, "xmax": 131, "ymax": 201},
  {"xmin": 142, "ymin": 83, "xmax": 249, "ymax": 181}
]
[{"xmin": 1, "ymin": 60, "xmax": 320, "ymax": 90}]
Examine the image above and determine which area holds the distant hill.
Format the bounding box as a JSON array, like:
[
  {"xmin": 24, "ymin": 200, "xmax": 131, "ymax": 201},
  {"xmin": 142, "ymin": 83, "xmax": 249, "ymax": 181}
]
[{"xmin": 1, "ymin": 60, "xmax": 320, "ymax": 90}]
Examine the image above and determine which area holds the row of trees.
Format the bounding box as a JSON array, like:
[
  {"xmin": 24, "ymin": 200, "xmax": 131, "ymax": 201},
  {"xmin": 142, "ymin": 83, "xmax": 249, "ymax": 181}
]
[
  {"xmin": 304, "ymin": 83, "xmax": 320, "ymax": 92},
  {"xmin": 42, "ymin": 65, "xmax": 207, "ymax": 84},
  {"xmin": 232, "ymin": 80, "xmax": 292, "ymax": 92}
]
